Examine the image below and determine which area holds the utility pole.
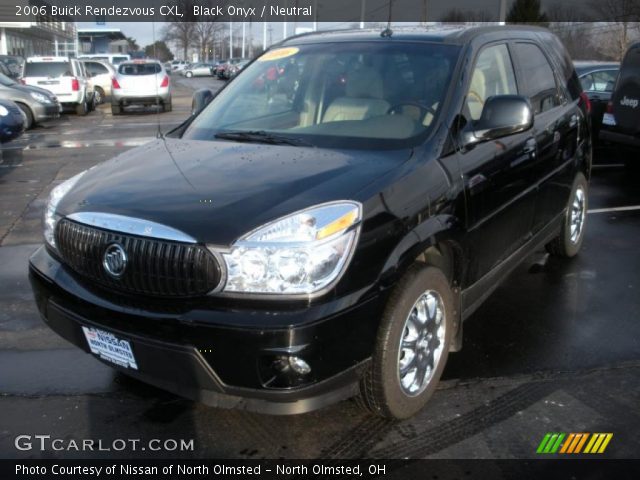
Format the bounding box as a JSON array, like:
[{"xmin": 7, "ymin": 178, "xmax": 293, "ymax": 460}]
[
  {"xmin": 229, "ymin": 22, "xmax": 233, "ymax": 58},
  {"xmin": 313, "ymin": 0, "xmax": 317, "ymax": 30},
  {"xmin": 498, "ymin": 0, "xmax": 506, "ymax": 25},
  {"xmin": 263, "ymin": 22, "xmax": 267, "ymax": 50},
  {"xmin": 242, "ymin": 22, "xmax": 246, "ymax": 57}
]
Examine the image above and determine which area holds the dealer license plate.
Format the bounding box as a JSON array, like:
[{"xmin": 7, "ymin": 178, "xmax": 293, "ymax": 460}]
[
  {"xmin": 602, "ymin": 113, "xmax": 616, "ymax": 126},
  {"xmin": 82, "ymin": 327, "xmax": 138, "ymax": 370}
]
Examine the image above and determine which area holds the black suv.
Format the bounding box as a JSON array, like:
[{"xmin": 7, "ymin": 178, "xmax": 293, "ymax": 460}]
[
  {"xmin": 29, "ymin": 26, "xmax": 591, "ymax": 419},
  {"xmin": 600, "ymin": 42, "xmax": 640, "ymax": 160}
]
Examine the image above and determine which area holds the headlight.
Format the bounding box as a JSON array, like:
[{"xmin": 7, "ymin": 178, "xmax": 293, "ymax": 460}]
[
  {"xmin": 214, "ymin": 201, "xmax": 362, "ymax": 295},
  {"xmin": 30, "ymin": 91, "xmax": 52, "ymax": 104},
  {"xmin": 44, "ymin": 171, "xmax": 87, "ymax": 248}
]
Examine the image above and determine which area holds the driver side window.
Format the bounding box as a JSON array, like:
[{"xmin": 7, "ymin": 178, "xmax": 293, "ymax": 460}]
[{"xmin": 467, "ymin": 44, "xmax": 518, "ymax": 121}]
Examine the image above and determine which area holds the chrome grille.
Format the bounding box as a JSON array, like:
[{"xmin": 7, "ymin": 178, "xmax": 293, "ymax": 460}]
[{"xmin": 55, "ymin": 218, "xmax": 221, "ymax": 297}]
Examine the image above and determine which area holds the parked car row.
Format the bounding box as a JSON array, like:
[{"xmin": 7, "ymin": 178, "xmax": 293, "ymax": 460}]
[
  {"xmin": 0, "ymin": 56, "xmax": 174, "ymax": 130},
  {"xmin": 575, "ymin": 43, "xmax": 640, "ymax": 167},
  {"xmin": 599, "ymin": 42, "xmax": 640, "ymax": 164}
]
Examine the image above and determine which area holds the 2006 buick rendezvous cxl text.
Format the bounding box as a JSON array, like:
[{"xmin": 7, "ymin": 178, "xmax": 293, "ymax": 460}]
[{"xmin": 29, "ymin": 26, "xmax": 591, "ymax": 419}]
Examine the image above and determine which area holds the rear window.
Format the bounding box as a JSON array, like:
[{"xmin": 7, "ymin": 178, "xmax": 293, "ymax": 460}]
[
  {"xmin": 118, "ymin": 63, "xmax": 161, "ymax": 75},
  {"xmin": 24, "ymin": 62, "xmax": 72, "ymax": 77},
  {"xmin": 85, "ymin": 62, "xmax": 109, "ymax": 75},
  {"xmin": 112, "ymin": 56, "xmax": 129, "ymax": 65}
]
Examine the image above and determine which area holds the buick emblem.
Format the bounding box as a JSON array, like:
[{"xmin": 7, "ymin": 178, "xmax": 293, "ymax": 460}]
[{"xmin": 103, "ymin": 243, "xmax": 127, "ymax": 278}]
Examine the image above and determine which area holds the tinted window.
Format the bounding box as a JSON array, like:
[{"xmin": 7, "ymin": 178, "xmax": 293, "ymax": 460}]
[
  {"xmin": 85, "ymin": 62, "xmax": 109, "ymax": 75},
  {"xmin": 118, "ymin": 63, "xmax": 161, "ymax": 75},
  {"xmin": 24, "ymin": 62, "xmax": 73, "ymax": 77},
  {"xmin": 513, "ymin": 43, "xmax": 560, "ymax": 114},
  {"xmin": 112, "ymin": 56, "xmax": 129, "ymax": 65},
  {"xmin": 467, "ymin": 44, "xmax": 517, "ymax": 120},
  {"xmin": 0, "ymin": 73, "xmax": 15, "ymax": 86}
]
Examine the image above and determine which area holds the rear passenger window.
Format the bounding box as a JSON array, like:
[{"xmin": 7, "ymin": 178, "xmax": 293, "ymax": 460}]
[
  {"xmin": 467, "ymin": 44, "xmax": 517, "ymax": 120},
  {"xmin": 86, "ymin": 62, "xmax": 108, "ymax": 75},
  {"xmin": 513, "ymin": 43, "xmax": 560, "ymax": 114},
  {"xmin": 592, "ymin": 70, "xmax": 617, "ymax": 92}
]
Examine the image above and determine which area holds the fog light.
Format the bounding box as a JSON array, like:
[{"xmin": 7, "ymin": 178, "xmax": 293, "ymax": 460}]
[{"xmin": 288, "ymin": 356, "xmax": 311, "ymax": 375}]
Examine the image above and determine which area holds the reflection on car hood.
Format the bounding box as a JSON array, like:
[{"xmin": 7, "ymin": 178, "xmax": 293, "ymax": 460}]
[
  {"xmin": 58, "ymin": 138, "xmax": 411, "ymax": 245},
  {"xmin": 9, "ymin": 83, "xmax": 57, "ymax": 99}
]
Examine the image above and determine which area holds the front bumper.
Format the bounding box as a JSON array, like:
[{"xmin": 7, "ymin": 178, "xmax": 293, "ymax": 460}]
[
  {"xmin": 112, "ymin": 92, "xmax": 171, "ymax": 106},
  {"xmin": 31, "ymin": 103, "xmax": 61, "ymax": 123},
  {"xmin": 29, "ymin": 246, "xmax": 384, "ymax": 414}
]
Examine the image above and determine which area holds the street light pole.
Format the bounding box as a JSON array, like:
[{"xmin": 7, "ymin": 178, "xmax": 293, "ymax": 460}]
[
  {"xmin": 242, "ymin": 22, "xmax": 246, "ymax": 57},
  {"xmin": 263, "ymin": 22, "xmax": 267, "ymax": 50},
  {"xmin": 229, "ymin": 22, "xmax": 233, "ymax": 58}
]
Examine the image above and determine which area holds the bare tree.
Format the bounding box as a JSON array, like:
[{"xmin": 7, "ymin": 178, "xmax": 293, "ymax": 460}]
[
  {"xmin": 162, "ymin": 0, "xmax": 200, "ymax": 61},
  {"xmin": 439, "ymin": 8, "xmax": 492, "ymax": 23},
  {"xmin": 587, "ymin": 0, "xmax": 640, "ymax": 60}
]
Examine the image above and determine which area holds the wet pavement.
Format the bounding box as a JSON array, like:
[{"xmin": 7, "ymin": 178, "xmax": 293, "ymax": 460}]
[{"xmin": 0, "ymin": 77, "xmax": 639, "ymax": 460}]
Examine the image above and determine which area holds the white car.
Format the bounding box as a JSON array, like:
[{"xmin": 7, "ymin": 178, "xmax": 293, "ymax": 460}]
[
  {"xmin": 81, "ymin": 59, "xmax": 116, "ymax": 103},
  {"xmin": 111, "ymin": 60, "xmax": 171, "ymax": 114},
  {"xmin": 22, "ymin": 56, "xmax": 93, "ymax": 115},
  {"xmin": 170, "ymin": 60, "xmax": 188, "ymax": 72}
]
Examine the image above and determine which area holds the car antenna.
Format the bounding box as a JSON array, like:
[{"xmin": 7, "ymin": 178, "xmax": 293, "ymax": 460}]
[{"xmin": 381, "ymin": 0, "xmax": 394, "ymax": 37}]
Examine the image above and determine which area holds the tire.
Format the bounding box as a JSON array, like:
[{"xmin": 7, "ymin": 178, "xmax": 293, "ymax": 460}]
[
  {"xmin": 358, "ymin": 264, "xmax": 454, "ymax": 419},
  {"xmin": 163, "ymin": 99, "xmax": 172, "ymax": 113},
  {"xmin": 185, "ymin": 71, "xmax": 193, "ymax": 78},
  {"xmin": 94, "ymin": 87, "xmax": 104, "ymax": 105},
  {"xmin": 546, "ymin": 172, "xmax": 588, "ymax": 258},
  {"xmin": 111, "ymin": 103, "xmax": 122, "ymax": 116},
  {"xmin": 16, "ymin": 103, "xmax": 33, "ymax": 130},
  {"xmin": 76, "ymin": 99, "xmax": 88, "ymax": 116}
]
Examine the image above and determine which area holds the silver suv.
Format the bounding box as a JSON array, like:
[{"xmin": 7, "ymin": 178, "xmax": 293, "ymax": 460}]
[{"xmin": 111, "ymin": 60, "xmax": 171, "ymax": 114}]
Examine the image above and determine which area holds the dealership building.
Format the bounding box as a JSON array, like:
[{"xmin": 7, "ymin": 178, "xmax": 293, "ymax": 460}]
[{"xmin": 0, "ymin": 19, "xmax": 76, "ymax": 57}]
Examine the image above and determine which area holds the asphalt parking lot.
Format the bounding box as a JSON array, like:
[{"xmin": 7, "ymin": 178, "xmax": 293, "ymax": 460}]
[{"xmin": 0, "ymin": 76, "xmax": 639, "ymax": 460}]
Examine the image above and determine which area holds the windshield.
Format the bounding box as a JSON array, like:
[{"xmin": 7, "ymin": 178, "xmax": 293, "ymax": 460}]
[
  {"xmin": 0, "ymin": 73, "xmax": 15, "ymax": 86},
  {"xmin": 118, "ymin": 63, "xmax": 161, "ymax": 75},
  {"xmin": 24, "ymin": 62, "xmax": 72, "ymax": 77},
  {"xmin": 183, "ymin": 42, "xmax": 460, "ymax": 149}
]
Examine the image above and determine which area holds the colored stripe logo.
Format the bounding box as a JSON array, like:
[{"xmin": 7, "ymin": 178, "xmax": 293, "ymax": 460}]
[{"xmin": 537, "ymin": 433, "xmax": 613, "ymax": 454}]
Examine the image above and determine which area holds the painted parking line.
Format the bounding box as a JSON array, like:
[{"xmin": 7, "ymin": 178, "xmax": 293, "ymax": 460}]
[{"xmin": 588, "ymin": 205, "xmax": 640, "ymax": 214}]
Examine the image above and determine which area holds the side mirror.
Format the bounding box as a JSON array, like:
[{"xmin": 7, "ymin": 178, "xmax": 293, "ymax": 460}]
[
  {"xmin": 191, "ymin": 88, "xmax": 215, "ymax": 116},
  {"xmin": 462, "ymin": 95, "xmax": 533, "ymax": 148}
]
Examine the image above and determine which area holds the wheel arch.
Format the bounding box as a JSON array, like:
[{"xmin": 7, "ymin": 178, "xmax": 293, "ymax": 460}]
[{"xmin": 379, "ymin": 214, "xmax": 466, "ymax": 352}]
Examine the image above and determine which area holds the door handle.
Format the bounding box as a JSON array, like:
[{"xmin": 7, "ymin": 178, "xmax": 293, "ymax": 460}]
[
  {"xmin": 523, "ymin": 138, "xmax": 537, "ymax": 155},
  {"xmin": 570, "ymin": 114, "xmax": 579, "ymax": 128}
]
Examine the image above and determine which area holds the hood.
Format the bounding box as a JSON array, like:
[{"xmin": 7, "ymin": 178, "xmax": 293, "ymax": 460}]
[
  {"xmin": 17, "ymin": 83, "xmax": 57, "ymax": 98},
  {"xmin": 2, "ymin": 82, "xmax": 56, "ymax": 101},
  {"xmin": 59, "ymin": 138, "xmax": 412, "ymax": 245}
]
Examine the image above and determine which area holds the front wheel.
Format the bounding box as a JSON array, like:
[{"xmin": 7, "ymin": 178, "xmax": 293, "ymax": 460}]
[
  {"xmin": 546, "ymin": 172, "xmax": 588, "ymax": 258},
  {"xmin": 185, "ymin": 71, "xmax": 193, "ymax": 78},
  {"xmin": 358, "ymin": 264, "xmax": 453, "ymax": 419},
  {"xmin": 17, "ymin": 103, "xmax": 33, "ymax": 129}
]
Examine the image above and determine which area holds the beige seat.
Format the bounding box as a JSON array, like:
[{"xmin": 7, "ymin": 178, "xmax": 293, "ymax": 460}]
[
  {"xmin": 467, "ymin": 69, "xmax": 487, "ymax": 120},
  {"xmin": 323, "ymin": 67, "xmax": 390, "ymax": 123}
]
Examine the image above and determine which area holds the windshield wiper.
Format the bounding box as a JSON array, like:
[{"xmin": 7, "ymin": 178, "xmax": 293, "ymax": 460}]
[{"xmin": 214, "ymin": 130, "xmax": 312, "ymax": 147}]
